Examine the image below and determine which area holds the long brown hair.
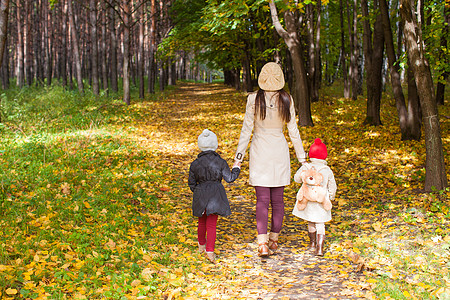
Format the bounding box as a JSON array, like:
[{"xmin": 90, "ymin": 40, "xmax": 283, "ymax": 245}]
[{"xmin": 255, "ymin": 89, "xmax": 291, "ymax": 123}]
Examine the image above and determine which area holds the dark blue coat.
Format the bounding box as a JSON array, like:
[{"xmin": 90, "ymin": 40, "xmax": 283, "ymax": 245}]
[{"xmin": 188, "ymin": 151, "xmax": 240, "ymax": 217}]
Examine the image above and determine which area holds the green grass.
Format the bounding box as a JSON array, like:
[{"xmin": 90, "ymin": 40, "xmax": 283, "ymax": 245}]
[{"xmin": 0, "ymin": 83, "xmax": 188, "ymax": 299}]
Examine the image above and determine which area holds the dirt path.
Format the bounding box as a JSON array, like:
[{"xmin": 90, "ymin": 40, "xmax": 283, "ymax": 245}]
[{"xmin": 137, "ymin": 82, "xmax": 372, "ymax": 299}]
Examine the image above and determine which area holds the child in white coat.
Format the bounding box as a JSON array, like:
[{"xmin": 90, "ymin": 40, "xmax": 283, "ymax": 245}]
[{"xmin": 292, "ymin": 138, "xmax": 337, "ymax": 256}]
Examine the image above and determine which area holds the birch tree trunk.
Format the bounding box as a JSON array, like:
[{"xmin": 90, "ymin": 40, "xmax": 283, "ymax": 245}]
[
  {"xmin": 269, "ymin": 0, "xmax": 313, "ymax": 127},
  {"xmin": 400, "ymin": 0, "xmax": 447, "ymax": 191}
]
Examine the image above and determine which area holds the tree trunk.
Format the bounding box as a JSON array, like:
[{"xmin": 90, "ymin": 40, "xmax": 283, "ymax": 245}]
[
  {"xmin": 147, "ymin": 0, "xmax": 156, "ymax": 94},
  {"xmin": 380, "ymin": 0, "xmax": 421, "ymax": 140},
  {"xmin": 60, "ymin": 0, "xmax": 67, "ymax": 86},
  {"xmin": 25, "ymin": 0, "xmax": 32, "ymax": 86},
  {"xmin": 400, "ymin": 0, "xmax": 447, "ymax": 191},
  {"xmin": 348, "ymin": 0, "xmax": 359, "ymax": 100},
  {"xmin": 122, "ymin": 0, "xmax": 130, "ymax": 105},
  {"xmin": 68, "ymin": 0, "xmax": 84, "ymax": 93},
  {"xmin": 43, "ymin": 0, "xmax": 52, "ymax": 86},
  {"xmin": 269, "ymin": 0, "xmax": 313, "ymax": 127},
  {"xmin": 90, "ymin": 0, "xmax": 99, "ymax": 95},
  {"xmin": 100, "ymin": 0, "xmax": 108, "ymax": 92},
  {"xmin": 16, "ymin": 0, "xmax": 24, "ymax": 88},
  {"xmin": 109, "ymin": 4, "xmax": 118, "ymax": 93},
  {"xmin": 1, "ymin": 38, "xmax": 9, "ymax": 89},
  {"xmin": 0, "ymin": 0, "xmax": 9, "ymax": 69},
  {"xmin": 362, "ymin": 0, "xmax": 384, "ymax": 126},
  {"xmin": 138, "ymin": 1, "xmax": 145, "ymax": 98}
]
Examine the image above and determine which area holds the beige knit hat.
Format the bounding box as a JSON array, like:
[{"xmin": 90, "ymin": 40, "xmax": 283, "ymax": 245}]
[{"xmin": 258, "ymin": 62, "xmax": 285, "ymax": 91}]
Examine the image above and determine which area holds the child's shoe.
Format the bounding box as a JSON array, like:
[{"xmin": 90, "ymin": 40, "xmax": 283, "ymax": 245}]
[
  {"xmin": 198, "ymin": 243, "xmax": 206, "ymax": 253},
  {"xmin": 307, "ymin": 231, "xmax": 316, "ymax": 252},
  {"xmin": 315, "ymin": 234, "xmax": 325, "ymax": 256},
  {"xmin": 205, "ymin": 251, "xmax": 216, "ymax": 264}
]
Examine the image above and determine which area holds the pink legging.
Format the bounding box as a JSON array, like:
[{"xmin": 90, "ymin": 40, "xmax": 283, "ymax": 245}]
[
  {"xmin": 197, "ymin": 213, "xmax": 218, "ymax": 252},
  {"xmin": 255, "ymin": 186, "xmax": 285, "ymax": 234}
]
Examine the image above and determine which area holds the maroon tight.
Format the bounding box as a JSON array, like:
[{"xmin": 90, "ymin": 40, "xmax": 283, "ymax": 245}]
[
  {"xmin": 255, "ymin": 186, "xmax": 285, "ymax": 234},
  {"xmin": 197, "ymin": 213, "xmax": 218, "ymax": 252}
]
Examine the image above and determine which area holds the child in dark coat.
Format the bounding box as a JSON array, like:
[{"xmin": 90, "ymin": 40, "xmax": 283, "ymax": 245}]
[{"xmin": 188, "ymin": 129, "xmax": 241, "ymax": 263}]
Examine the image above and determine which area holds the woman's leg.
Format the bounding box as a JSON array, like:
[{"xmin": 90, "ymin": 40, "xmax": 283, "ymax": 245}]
[
  {"xmin": 205, "ymin": 214, "xmax": 218, "ymax": 252},
  {"xmin": 255, "ymin": 186, "xmax": 271, "ymax": 256},
  {"xmin": 269, "ymin": 186, "xmax": 285, "ymax": 233},
  {"xmin": 255, "ymin": 186, "xmax": 271, "ymax": 234}
]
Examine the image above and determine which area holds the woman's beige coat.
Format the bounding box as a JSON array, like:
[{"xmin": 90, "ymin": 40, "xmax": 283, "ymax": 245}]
[{"xmin": 235, "ymin": 91, "xmax": 306, "ymax": 187}]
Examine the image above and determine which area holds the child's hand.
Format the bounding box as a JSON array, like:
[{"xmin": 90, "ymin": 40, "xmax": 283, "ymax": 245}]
[{"xmin": 233, "ymin": 160, "xmax": 241, "ymax": 169}]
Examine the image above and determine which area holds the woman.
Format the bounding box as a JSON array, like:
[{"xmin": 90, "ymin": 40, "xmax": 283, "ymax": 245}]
[{"xmin": 234, "ymin": 62, "xmax": 307, "ymax": 257}]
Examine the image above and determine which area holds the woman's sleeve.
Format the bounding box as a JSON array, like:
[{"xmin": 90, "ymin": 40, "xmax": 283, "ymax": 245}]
[
  {"xmin": 234, "ymin": 94, "xmax": 256, "ymax": 162},
  {"xmin": 286, "ymin": 96, "xmax": 306, "ymax": 163}
]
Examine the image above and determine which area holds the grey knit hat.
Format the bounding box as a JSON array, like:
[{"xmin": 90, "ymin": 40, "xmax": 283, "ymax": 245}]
[{"xmin": 198, "ymin": 129, "xmax": 218, "ymax": 152}]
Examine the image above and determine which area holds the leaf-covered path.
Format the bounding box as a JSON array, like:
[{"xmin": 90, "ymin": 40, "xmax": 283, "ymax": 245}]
[{"xmin": 133, "ymin": 82, "xmax": 375, "ymax": 299}]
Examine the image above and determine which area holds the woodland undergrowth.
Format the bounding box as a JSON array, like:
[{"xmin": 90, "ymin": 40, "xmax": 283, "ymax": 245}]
[{"xmin": 0, "ymin": 82, "xmax": 449, "ymax": 299}]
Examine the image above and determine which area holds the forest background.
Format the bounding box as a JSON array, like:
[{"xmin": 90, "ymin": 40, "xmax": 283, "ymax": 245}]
[{"xmin": 0, "ymin": 0, "xmax": 449, "ymax": 299}]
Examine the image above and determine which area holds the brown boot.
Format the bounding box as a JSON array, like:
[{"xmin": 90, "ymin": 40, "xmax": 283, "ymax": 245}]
[
  {"xmin": 268, "ymin": 232, "xmax": 279, "ymax": 253},
  {"xmin": 257, "ymin": 234, "xmax": 270, "ymax": 257},
  {"xmin": 307, "ymin": 232, "xmax": 316, "ymax": 252},
  {"xmin": 315, "ymin": 234, "xmax": 325, "ymax": 256}
]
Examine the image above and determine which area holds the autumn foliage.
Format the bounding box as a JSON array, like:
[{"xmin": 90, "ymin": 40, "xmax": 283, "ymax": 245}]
[{"xmin": 0, "ymin": 82, "xmax": 449, "ymax": 299}]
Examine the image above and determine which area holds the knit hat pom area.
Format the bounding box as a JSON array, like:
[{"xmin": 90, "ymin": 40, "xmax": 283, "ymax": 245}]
[
  {"xmin": 309, "ymin": 138, "xmax": 328, "ymax": 160},
  {"xmin": 258, "ymin": 62, "xmax": 285, "ymax": 91},
  {"xmin": 198, "ymin": 129, "xmax": 218, "ymax": 152}
]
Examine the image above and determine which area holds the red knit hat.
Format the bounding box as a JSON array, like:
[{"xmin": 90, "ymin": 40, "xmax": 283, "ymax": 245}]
[{"xmin": 309, "ymin": 138, "xmax": 328, "ymax": 160}]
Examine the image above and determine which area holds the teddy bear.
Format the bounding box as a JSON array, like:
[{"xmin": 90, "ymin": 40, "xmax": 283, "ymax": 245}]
[{"xmin": 296, "ymin": 167, "xmax": 332, "ymax": 211}]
